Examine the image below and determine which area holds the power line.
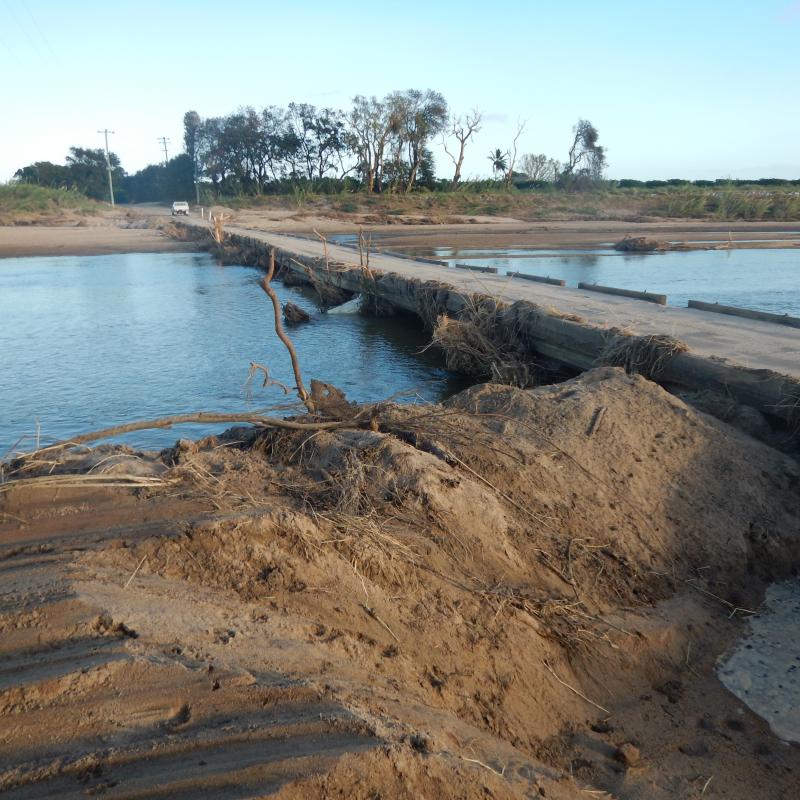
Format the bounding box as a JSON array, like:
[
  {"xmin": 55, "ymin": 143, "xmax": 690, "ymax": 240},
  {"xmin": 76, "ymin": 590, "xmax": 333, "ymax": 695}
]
[
  {"xmin": 157, "ymin": 136, "xmax": 170, "ymax": 165},
  {"xmin": 98, "ymin": 129, "xmax": 115, "ymax": 207},
  {"xmin": 19, "ymin": 1, "xmax": 58, "ymax": 62}
]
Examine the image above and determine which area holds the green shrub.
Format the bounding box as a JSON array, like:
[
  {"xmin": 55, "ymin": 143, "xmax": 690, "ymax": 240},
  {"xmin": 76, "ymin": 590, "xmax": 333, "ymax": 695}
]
[
  {"xmin": 0, "ymin": 183, "xmax": 97, "ymax": 223},
  {"xmin": 770, "ymin": 193, "xmax": 800, "ymax": 220},
  {"xmin": 334, "ymin": 200, "xmax": 359, "ymax": 213}
]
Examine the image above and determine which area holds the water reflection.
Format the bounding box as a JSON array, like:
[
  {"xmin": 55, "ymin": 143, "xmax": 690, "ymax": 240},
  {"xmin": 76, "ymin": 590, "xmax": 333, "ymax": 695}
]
[{"xmin": 387, "ymin": 244, "xmax": 800, "ymax": 315}]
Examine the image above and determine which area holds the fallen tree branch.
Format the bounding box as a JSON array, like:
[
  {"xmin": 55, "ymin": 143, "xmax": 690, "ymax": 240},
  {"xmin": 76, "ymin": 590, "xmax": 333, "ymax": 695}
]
[{"xmin": 9, "ymin": 412, "xmax": 352, "ymax": 462}]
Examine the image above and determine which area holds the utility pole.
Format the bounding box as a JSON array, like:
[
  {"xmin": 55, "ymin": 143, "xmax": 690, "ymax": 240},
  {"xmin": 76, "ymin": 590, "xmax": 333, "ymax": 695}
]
[
  {"xmin": 157, "ymin": 136, "xmax": 170, "ymax": 165},
  {"xmin": 98, "ymin": 129, "xmax": 115, "ymax": 206}
]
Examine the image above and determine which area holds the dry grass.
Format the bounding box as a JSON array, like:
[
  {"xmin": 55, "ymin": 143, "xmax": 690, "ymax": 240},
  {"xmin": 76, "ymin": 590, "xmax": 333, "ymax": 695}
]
[
  {"xmin": 597, "ymin": 330, "xmax": 689, "ymax": 379},
  {"xmin": 428, "ymin": 298, "xmax": 537, "ymax": 387},
  {"xmin": 415, "ymin": 282, "xmax": 454, "ymax": 331},
  {"xmin": 0, "ymin": 472, "xmax": 171, "ymax": 494}
]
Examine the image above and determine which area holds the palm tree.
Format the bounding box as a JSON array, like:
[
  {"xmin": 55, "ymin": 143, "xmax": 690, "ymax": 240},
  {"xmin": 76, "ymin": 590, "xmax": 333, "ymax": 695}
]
[{"xmin": 488, "ymin": 148, "xmax": 508, "ymax": 179}]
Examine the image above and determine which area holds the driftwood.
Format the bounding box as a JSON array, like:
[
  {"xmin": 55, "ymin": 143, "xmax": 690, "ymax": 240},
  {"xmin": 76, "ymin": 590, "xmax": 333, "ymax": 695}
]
[
  {"xmin": 283, "ymin": 302, "xmax": 311, "ymax": 324},
  {"xmin": 10, "ymin": 412, "xmax": 351, "ymax": 462},
  {"xmin": 260, "ymin": 250, "xmax": 313, "ymax": 411},
  {"xmin": 246, "ymin": 362, "xmax": 290, "ymax": 395}
]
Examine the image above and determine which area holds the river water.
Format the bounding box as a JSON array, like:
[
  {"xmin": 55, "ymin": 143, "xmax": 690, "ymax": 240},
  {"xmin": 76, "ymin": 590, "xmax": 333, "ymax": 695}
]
[
  {"xmin": 333, "ymin": 238, "xmax": 800, "ymax": 316},
  {"xmin": 0, "ymin": 252, "xmax": 465, "ymax": 452},
  {"xmin": 428, "ymin": 247, "xmax": 800, "ymax": 315}
]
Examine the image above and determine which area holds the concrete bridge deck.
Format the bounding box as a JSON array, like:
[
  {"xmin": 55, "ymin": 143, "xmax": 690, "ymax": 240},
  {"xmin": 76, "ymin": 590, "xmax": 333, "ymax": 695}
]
[{"xmin": 206, "ymin": 222, "xmax": 800, "ymax": 379}]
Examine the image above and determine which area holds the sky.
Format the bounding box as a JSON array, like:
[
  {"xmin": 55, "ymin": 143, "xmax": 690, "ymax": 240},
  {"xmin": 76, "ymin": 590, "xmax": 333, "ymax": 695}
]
[{"xmin": 2, "ymin": 0, "xmax": 799, "ymax": 183}]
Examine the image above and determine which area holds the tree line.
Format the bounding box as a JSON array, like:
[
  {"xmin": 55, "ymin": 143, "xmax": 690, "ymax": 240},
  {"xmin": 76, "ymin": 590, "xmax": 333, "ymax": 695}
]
[
  {"xmin": 180, "ymin": 94, "xmax": 608, "ymax": 196},
  {"xmin": 181, "ymin": 91, "xmax": 451, "ymax": 196},
  {"xmin": 13, "ymin": 147, "xmax": 193, "ymax": 204},
  {"xmin": 13, "ymin": 88, "xmax": 613, "ymax": 202},
  {"xmin": 12, "ymin": 88, "xmax": 799, "ymax": 203}
]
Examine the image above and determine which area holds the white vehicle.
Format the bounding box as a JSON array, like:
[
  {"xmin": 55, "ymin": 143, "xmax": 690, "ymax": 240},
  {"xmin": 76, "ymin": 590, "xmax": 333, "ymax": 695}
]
[{"xmin": 171, "ymin": 201, "xmax": 190, "ymax": 216}]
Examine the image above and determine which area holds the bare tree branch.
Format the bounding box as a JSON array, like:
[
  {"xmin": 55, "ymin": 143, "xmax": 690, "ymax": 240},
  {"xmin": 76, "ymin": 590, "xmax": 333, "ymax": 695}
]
[
  {"xmin": 11, "ymin": 413, "xmax": 350, "ymax": 461},
  {"xmin": 246, "ymin": 362, "xmax": 291, "ymax": 397},
  {"xmin": 442, "ymin": 109, "xmax": 482, "ymax": 188},
  {"xmin": 505, "ymin": 119, "xmax": 527, "ymax": 187},
  {"xmin": 259, "ymin": 250, "xmax": 312, "ymax": 411}
]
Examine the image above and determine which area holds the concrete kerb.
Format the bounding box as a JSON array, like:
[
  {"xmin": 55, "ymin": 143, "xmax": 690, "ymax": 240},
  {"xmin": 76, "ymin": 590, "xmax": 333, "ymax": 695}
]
[{"xmin": 578, "ymin": 282, "xmax": 667, "ymax": 306}]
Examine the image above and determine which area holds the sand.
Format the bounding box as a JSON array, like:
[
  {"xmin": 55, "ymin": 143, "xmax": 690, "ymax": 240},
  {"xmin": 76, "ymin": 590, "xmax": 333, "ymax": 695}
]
[
  {"xmin": 2, "ymin": 369, "xmax": 799, "ymax": 798},
  {"xmin": 0, "ymin": 224, "xmax": 195, "ymax": 258},
  {"xmin": 2, "ymin": 203, "xmax": 799, "ymax": 259}
]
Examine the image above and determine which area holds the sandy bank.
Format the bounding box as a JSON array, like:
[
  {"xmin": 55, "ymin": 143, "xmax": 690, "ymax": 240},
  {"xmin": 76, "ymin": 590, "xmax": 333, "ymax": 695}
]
[
  {"xmin": 6, "ymin": 205, "xmax": 800, "ymax": 257},
  {"xmin": 0, "ymin": 225, "xmax": 197, "ymax": 258},
  {"xmin": 197, "ymin": 205, "xmax": 800, "ymax": 250},
  {"xmin": 2, "ymin": 369, "xmax": 799, "ymax": 798}
]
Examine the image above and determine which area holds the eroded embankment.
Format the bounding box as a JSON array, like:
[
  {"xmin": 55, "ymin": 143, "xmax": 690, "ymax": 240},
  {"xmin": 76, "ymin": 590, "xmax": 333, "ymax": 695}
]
[{"xmin": 2, "ymin": 369, "xmax": 799, "ymax": 799}]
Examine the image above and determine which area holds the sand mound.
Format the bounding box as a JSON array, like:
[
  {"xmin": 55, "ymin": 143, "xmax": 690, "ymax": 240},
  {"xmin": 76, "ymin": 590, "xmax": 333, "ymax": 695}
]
[{"xmin": 3, "ymin": 368, "xmax": 799, "ymax": 798}]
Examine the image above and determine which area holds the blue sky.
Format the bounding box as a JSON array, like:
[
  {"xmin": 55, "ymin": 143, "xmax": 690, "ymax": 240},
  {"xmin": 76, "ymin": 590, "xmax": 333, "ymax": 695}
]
[{"xmin": 2, "ymin": 0, "xmax": 798, "ymax": 182}]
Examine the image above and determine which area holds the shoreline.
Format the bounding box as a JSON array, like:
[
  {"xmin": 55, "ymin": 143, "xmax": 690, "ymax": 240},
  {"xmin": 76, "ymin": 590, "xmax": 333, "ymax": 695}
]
[
  {"xmin": 0, "ymin": 224, "xmax": 196, "ymax": 259},
  {"xmin": 2, "ymin": 213, "xmax": 800, "ymax": 258}
]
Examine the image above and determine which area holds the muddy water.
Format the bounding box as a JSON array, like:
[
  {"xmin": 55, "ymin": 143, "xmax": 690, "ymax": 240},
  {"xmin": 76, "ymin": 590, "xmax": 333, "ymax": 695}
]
[
  {"xmin": 332, "ymin": 238, "xmax": 800, "ymax": 316},
  {"xmin": 718, "ymin": 580, "xmax": 800, "ymax": 743},
  {"xmin": 0, "ymin": 252, "xmax": 466, "ymax": 452}
]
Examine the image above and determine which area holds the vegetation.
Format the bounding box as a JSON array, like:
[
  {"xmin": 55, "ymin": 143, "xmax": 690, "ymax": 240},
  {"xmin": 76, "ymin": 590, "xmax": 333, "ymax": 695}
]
[
  {"xmin": 212, "ymin": 182, "xmax": 800, "ymax": 223},
  {"xmin": 561, "ymin": 119, "xmax": 607, "ymax": 188},
  {"xmin": 0, "ymin": 184, "xmax": 98, "ymax": 224},
  {"xmin": 14, "ymin": 147, "xmax": 123, "ymax": 203},
  {"xmin": 123, "ymin": 154, "xmax": 194, "ymax": 203},
  {"xmin": 8, "ymin": 85, "xmax": 798, "ymax": 220}
]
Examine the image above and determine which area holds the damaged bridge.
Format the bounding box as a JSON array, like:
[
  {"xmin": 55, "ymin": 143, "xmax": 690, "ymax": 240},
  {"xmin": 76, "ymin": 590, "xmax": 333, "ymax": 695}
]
[{"xmin": 178, "ymin": 220, "xmax": 800, "ymax": 427}]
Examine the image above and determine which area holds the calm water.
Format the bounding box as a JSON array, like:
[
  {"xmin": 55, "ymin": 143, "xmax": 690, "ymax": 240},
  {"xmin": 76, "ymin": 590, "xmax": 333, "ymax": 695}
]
[
  {"xmin": 425, "ymin": 247, "xmax": 800, "ymax": 314},
  {"xmin": 331, "ymin": 236, "xmax": 800, "ymax": 315},
  {"xmin": 0, "ymin": 252, "xmax": 464, "ymax": 452}
]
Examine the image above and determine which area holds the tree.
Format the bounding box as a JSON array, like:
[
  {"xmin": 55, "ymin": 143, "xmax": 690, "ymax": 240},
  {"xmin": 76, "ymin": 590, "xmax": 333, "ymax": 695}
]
[
  {"xmin": 258, "ymin": 106, "xmax": 294, "ymax": 183},
  {"xmin": 347, "ymin": 95, "xmax": 393, "ymax": 193},
  {"xmin": 442, "ymin": 109, "xmax": 482, "ymax": 188},
  {"xmin": 386, "ymin": 89, "xmax": 448, "ymax": 192},
  {"xmin": 488, "ymin": 148, "xmax": 508, "ymax": 179},
  {"xmin": 14, "ymin": 161, "xmax": 70, "ymax": 187},
  {"xmin": 123, "ymin": 154, "xmax": 195, "ymax": 203},
  {"xmin": 183, "ymin": 110, "xmax": 202, "ymax": 201},
  {"xmin": 183, "ymin": 111, "xmax": 201, "ymax": 166},
  {"xmin": 561, "ymin": 119, "xmax": 606, "ymax": 185},
  {"xmin": 13, "ymin": 149, "xmax": 124, "ymax": 200},
  {"xmin": 520, "ymin": 153, "xmax": 548, "ymax": 181},
  {"xmin": 519, "ymin": 153, "xmax": 561, "ymax": 183},
  {"xmin": 196, "ymin": 116, "xmax": 227, "ymax": 194},
  {"xmin": 287, "ymin": 103, "xmax": 348, "ymax": 181},
  {"xmin": 65, "ymin": 147, "xmax": 124, "ymax": 200},
  {"xmin": 504, "ymin": 119, "xmax": 526, "ymax": 187}
]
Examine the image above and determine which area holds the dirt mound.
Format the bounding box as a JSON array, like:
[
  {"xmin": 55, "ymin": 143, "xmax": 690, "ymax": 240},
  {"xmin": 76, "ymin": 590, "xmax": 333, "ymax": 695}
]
[{"xmin": 2, "ymin": 368, "xmax": 799, "ymax": 798}]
